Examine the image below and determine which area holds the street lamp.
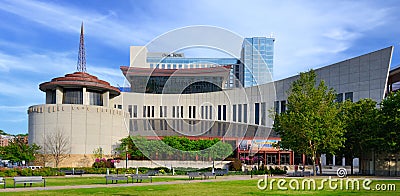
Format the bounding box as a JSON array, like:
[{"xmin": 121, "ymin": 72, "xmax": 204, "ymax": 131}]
[{"xmin": 125, "ymin": 145, "xmax": 128, "ymax": 170}]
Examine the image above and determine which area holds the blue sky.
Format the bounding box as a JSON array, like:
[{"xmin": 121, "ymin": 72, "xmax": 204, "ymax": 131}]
[{"xmin": 0, "ymin": 0, "xmax": 399, "ymax": 135}]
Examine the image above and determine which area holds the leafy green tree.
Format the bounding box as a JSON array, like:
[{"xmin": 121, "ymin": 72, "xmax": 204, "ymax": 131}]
[
  {"xmin": 116, "ymin": 136, "xmax": 146, "ymax": 160},
  {"xmin": 273, "ymin": 70, "xmax": 345, "ymax": 176},
  {"xmin": 117, "ymin": 136, "xmax": 232, "ymax": 161},
  {"xmin": 339, "ymin": 99, "xmax": 379, "ymax": 174},
  {"xmin": 379, "ymin": 91, "xmax": 400, "ymax": 153},
  {"xmin": 0, "ymin": 137, "xmax": 40, "ymax": 165}
]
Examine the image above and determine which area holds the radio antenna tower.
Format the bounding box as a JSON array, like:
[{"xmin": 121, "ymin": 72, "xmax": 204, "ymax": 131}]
[{"xmin": 77, "ymin": 22, "xmax": 86, "ymax": 72}]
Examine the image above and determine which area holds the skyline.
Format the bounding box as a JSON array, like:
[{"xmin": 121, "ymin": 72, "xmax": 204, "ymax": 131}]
[{"xmin": 0, "ymin": 0, "xmax": 400, "ymax": 134}]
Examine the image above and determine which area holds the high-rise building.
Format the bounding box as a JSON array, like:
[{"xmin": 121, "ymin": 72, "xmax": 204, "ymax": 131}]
[{"xmin": 241, "ymin": 37, "xmax": 275, "ymax": 87}]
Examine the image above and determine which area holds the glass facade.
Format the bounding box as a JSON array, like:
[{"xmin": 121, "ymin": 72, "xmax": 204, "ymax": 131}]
[
  {"xmin": 147, "ymin": 57, "xmax": 241, "ymax": 89},
  {"xmin": 242, "ymin": 37, "xmax": 274, "ymax": 87},
  {"xmin": 147, "ymin": 57, "xmax": 239, "ymax": 65}
]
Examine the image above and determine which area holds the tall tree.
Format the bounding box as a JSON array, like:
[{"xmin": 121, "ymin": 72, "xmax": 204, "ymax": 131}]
[
  {"xmin": 44, "ymin": 129, "xmax": 71, "ymax": 167},
  {"xmin": 379, "ymin": 91, "xmax": 400, "ymax": 153},
  {"xmin": 339, "ymin": 99, "xmax": 379, "ymax": 175},
  {"xmin": 273, "ymin": 70, "xmax": 345, "ymax": 176}
]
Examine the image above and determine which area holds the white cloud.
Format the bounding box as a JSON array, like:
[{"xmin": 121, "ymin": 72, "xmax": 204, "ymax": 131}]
[
  {"xmin": 0, "ymin": 0, "xmax": 152, "ymax": 48},
  {"xmin": 174, "ymin": 0, "xmax": 394, "ymax": 79}
]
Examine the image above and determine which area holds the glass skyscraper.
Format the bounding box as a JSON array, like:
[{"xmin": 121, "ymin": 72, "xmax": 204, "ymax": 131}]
[{"xmin": 242, "ymin": 37, "xmax": 275, "ymax": 87}]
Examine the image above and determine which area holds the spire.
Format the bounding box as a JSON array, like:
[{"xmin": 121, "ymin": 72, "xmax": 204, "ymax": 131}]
[{"xmin": 77, "ymin": 22, "xmax": 86, "ymax": 72}]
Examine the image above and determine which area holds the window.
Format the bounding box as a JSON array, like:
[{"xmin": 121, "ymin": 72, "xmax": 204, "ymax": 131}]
[
  {"xmin": 147, "ymin": 106, "xmax": 151, "ymax": 117},
  {"xmin": 151, "ymin": 106, "xmax": 154, "ymax": 117},
  {"xmin": 172, "ymin": 106, "xmax": 176, "ymax": 118},
  {"xmin": 243, "ymin": 104, "xmax": 248, "ymax": 123},
  {"xmin": 63, "ymin": 88, "xmax": 83, "ymax": 104},
  {"xmin": 280, "ymin": 101, "xmax": 286, "ymax": 113},
  {"xmin": 143, "ymin": 106, "xmax": 146, "ymax": 117},
  {"xmin": 128, "ymin": 105, "xmax": 133, "ymax": 118},
  {"xmin": 345, "ymin": 92, "xmax": 353, "ymax": 102},
  {"xmin": 267, "ymin": 154, "xmax": 277, "ymax": 165},
  {"xmin": 336, "ymin": 93, "xmax": 343, "ymax": 103},
  {"xmin": 181, "ymin": 106, "xmax": 184, "ymax": 118},
  {"xmin": 232, "ymin": 105, "xmax": 237, "ymax": 122},
  {"xmin": 46, "ymin": 90, "xmax": 56, "ymax": 104},
  {"xmin": 164, "ymin": 106, "xmax": 167, "ymax": 117},
  {"xmin": 205, "ymin": 106, "xmax": 208, "ymax": 119},
  {"xmin": 280, "ymin": 154, "xmax": 290, "ymax": 165},
  {"xmin": 133, "ymin": 105, "xmax": 138, "ymax": 118},
  {"xmin": 274, "ymin": 101, "xmax": 279, "ymax": 114},
  {"xmin": 238, "ymin": 104, "xmax": 242, "ymax": 122},
  {"xmin": 87, "ymin": 91, "xmax": 103, "ymax": 106},
  {"xmin": 223, "ymin": 105, "xmax": 227, "ymax": 121},
  {"xmin": 254, "ymin": 103, "xmax": 260, "ymax": 125},
  {"xmin": 160, "ymin": 106, "xmax": 163, "ymax": 117},
  {"xmin": 189, "ymin": 106, "xmax": 192, "ymax": 118},
  {"xmin": 218, "ymin": 105, "xmax": 222, "ymax": 120},
  {"xmin": 209, "ymin": 106, "xmax": 212, "ymax": 119},
  {"xmin": 201, "ymin": 106, "xmax": 204, "ymax": 119}
]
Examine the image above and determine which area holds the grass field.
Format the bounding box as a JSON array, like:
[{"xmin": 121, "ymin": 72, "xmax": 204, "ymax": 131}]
[
  {"xmin": 2, "ymin": 176, "xmax": 185, "ymax": 188},
  {"xmin": 1, "ymin": 176, "xmax": 398, "ymax": 195}
]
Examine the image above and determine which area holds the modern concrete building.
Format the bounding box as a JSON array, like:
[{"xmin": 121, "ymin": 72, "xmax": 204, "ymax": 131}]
[{"xmin": 27, "ymin": 26, "xmax": 393, "ymax": 169}]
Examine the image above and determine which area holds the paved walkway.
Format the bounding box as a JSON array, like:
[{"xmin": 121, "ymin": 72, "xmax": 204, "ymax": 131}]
[{"xmin": 0, "ymin": 175, "xmax": 253, "ymax": 193}]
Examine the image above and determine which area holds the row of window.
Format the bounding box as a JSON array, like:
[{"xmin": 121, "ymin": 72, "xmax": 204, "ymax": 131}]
[
  {"xmin": 200, "ymin": 105, "xmax": 213, "ymax": 120},
  {"xmin": 232, "ymin": 104, "xmax": 248, "ymax": 123},
  {"xmin": 128, "ymin": 119, "xmax": 253, "ymax": 137},
  {"xmin": 127, "ymin": 102, "xmax": 269, "ymax": 125},
  {"xmin": 273, "ymin": 91, "xmax": 354, "ymax": 115}
]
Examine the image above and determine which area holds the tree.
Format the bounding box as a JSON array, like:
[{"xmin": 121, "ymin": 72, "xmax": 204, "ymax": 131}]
[
  {"xmin": 0, "ymin": 137, "xmax": 40, "ymax": 165},
  {"xmin": 379, "ymin": 91, "xmax": 400, "ymax": 154},
  {"xmin": 273, "ymin": 70, "xmax": 345, "ymax": 176},
  {"xmin": 339, "ymin": 99, "xmax": 379, "ymax": 175},
  {"xmin": 44, "ymin": 129, "xmax": 71, "ymax": 167}
]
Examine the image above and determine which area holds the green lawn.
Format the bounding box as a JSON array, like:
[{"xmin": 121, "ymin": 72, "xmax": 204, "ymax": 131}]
[
  {"xmin": 2, "ymin": 176, "xmax": 186, "ymax": 188},
  {"xmin": 1, "ymin": 178, "xmax": 398, "ymax": 195}
]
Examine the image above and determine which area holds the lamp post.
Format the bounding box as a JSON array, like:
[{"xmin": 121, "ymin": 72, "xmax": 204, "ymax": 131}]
[
  {"xmin": 211, "ymin": 150, "xmax": 215, "ymax": 174},
  {"xmin": 125, "ymin": 145, "xmax": 128, "ymax": 170},
  {"xmin": 258, "ymin": 145, "xmax": 261, "ymax": 169}
]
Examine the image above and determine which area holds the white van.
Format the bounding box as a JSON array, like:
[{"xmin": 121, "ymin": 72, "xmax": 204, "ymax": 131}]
[{"xmin": 28, "ymin": 166, "xmax": 42, "ymax": 170}]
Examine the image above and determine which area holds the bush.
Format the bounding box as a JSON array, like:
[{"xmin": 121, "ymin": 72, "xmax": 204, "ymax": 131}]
[{"xmin": 92, "ymin": 158, "xmax": 115, "ymax": 168}]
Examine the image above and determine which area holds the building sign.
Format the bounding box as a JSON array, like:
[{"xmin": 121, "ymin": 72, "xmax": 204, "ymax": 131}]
[{"xmin": 161, "ymin": 53, "xmax": 183, "ymax": 57}]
